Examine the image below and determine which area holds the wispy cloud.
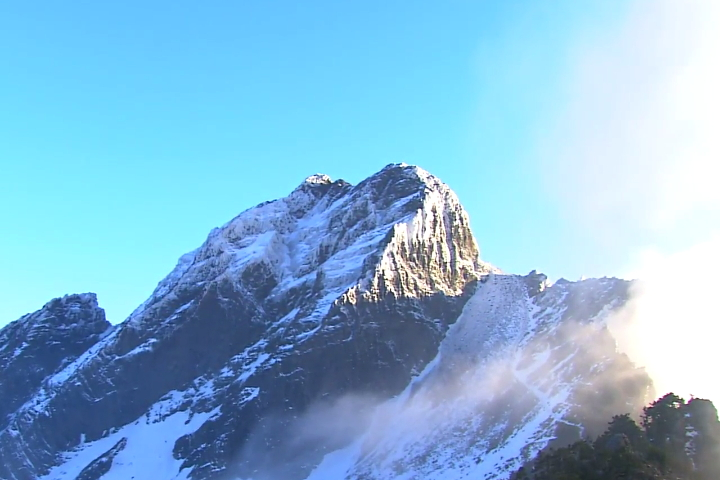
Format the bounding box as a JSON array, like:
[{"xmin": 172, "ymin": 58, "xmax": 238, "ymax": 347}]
[
  {"xmin": 539, "ymin": 0, "xmax": 720, "ymax": 402},
  {"xmin": 541, "ymin": 0, "xmax": 719, "ymax": 238},
  {"xmin": 609, "ymin": 235, "xmax": 720, "ymax": 403}
]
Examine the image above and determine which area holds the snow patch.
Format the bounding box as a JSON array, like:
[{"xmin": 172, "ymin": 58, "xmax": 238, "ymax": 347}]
[{"xmin": 41, "ymin": 406, "xmax": 218, "ymax": 480}]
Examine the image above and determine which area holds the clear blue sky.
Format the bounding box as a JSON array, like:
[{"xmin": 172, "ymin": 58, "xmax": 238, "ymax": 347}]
[{"xmin": 0, "ymin": 0, "xmax": 630, "ymax": 325}]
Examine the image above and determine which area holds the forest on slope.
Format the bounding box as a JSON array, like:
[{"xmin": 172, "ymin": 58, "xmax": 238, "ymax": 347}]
[{"xmin": 511, "ymin": 393, "xmax": 720, "ymax": 480}]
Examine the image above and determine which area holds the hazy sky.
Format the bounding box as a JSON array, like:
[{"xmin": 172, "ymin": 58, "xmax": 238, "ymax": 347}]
[{"xmin": 1, "ymin": 0, "xmax": 716, "ymax": 328}]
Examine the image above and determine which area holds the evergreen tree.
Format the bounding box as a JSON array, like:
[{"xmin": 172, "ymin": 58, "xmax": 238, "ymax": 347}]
[
  {"xmin": 685, "ymin": 398, "xmax": 720, "ymax": 479},
  {"xmin": 598, "ymin": 413, "xmax": 646, "ymax": 449},
  {"xmin": 510, "ymin": 393, "xmax": 720, "ymax": 480},
  {"xmin": 642, "ymin": 393, "xmax": 685, "ymax": 447}
]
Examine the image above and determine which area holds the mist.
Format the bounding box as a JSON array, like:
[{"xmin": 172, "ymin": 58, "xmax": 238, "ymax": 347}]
[
  {"xmin": 231, "ymin": 393, "xmax": 381, "ymax": 480},
  {"xmin": 235, "ymin": 276, "xmax": 655, "ymax": 480},
  {"xmin": 539, "ymin": 0, "xmax": 720, "ymax": 404},
  {"xmin": 228, "ymin": 2, "xmax": 720, "ymax": 477},
  {"xmin": 609, "ymin": 238, "xmax": 720, "ymax": 403}
]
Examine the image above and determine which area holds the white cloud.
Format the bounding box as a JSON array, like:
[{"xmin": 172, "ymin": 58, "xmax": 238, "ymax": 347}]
[
  {"xmin": 609, "ymin": 235, "xmax": 720, "ymax": 403},
  {"xmin": 539, "ymin": 0, "xmax": 720, "ymax": 403},
  {"xmin": 540, "ymin": 0, "xmax": 720, "ymax": 238}
]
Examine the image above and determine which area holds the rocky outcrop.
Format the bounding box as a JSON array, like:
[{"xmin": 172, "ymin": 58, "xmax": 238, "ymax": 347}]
[
  {"xmin": 75, "ymin": 438, "xmax": 127, "ymax": 480},
  {"xmin": 0, "ymin": 293, "xmax": 110, "ymax": 431},
  {"xmin": 316, "ymin": 273, "xmax": 653, "ymax": 480},
  {"xmin": 0, "ymin": 165, "xmax": 658, "ymax": 480},
  {"xmin": 0, "ymin": 164, "xmax": 484, "ymax": 480}
]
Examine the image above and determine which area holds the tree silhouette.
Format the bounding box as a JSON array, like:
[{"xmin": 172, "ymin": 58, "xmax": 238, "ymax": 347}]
[{"xmin": 510, "ymin": 393, "xmax": 720, "ymax": 480}]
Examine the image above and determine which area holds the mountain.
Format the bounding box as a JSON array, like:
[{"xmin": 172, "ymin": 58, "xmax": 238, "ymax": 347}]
[
  {"xmin": 0, "ymin": 294, "xmax": 110, "ymax": 432},
  {"xmin": 0, "ymin": 164, "xmax": 663, "ymax": 480},
  {"xmin": 303, "ymin": 273, "xmax": 653, "ymax": 480}
]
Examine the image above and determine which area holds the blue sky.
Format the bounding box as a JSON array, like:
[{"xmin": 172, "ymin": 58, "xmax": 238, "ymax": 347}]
[{"xmin": 0, "ymin": 0, "xmax": 678, "ymax": 325}]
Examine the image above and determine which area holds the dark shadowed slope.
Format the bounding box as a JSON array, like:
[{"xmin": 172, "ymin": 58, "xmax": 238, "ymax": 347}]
[{"xmin": 0, "ymin": 164, "xmax": 483, "ymax": 480}]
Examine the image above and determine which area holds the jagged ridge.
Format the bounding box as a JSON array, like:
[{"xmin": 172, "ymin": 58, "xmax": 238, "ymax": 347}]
[
  {"xmin": 0, "ymin": 294, "xmax": 110, "ymax": 432},
  {"xmin": 0, "ymin": 164, "xmax": 483, "ymax": 480},
  {"xmin": 0, "ymin": 164, "xmax": 658, "ymax": 480}
]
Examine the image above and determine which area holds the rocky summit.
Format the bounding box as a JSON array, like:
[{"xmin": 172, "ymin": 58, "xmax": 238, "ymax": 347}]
[{"xmin": 0, "ymin": 164, "xmax": 655, "ymax": 480}]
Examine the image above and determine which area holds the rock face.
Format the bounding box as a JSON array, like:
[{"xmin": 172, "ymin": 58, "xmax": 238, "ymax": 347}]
[
  {"xmin": 0, "ymin": 164, "xmax": 484, "ymax": 480},
  {"xmin": 0, "ymin": 293, "xmax": 110, "ymax": 432},
  {"xmin": 307, "ymin": 273, "xmax": 653, "ymax": 480},
  {"xmin": 0, "ymin": 164, "xmax": 657, "ymax": 480}
]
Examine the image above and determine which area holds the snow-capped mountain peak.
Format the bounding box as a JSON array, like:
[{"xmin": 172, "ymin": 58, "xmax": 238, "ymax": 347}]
[
  {"xmin": 0, "ymin": 165, "xmax": 653, "ymax": 480},
  {"xmin": 302, "ymin": 173, "xmax": 333, "ymax": 185}
]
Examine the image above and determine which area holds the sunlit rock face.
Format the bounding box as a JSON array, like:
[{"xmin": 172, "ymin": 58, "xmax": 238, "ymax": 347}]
[
  {"xmin": 0, "ymin": 165, "xmax": 653, "ymax": 480},
  {"xmin": 0, "ymin": 164, "xmax": 487, "ymax": 480},
  {"xmin": 325, "ymin": 274, "xmax": 652, "ymax": 480}
]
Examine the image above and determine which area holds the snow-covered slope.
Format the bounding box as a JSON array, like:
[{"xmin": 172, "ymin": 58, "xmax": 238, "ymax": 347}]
[
  {"xmin": 0, "ymin": 164, "xmax": 651, "ymax": 480},
  {"xmin": 0, "ymin": 294, "xmax": 111, "ymax": 431},
  {"xmin": 0, "ymin": 164, "xmax": 484, "ymax": 480},
  {"xmin": 304, "ymin": 273, "xmax": 652, "ymax": 480}
]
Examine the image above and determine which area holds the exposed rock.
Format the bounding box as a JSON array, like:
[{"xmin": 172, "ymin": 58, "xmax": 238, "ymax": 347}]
[
  {"xmin": 522, "ymin": 270, "xmax": 549, "ymax": 297},
  {"xmin": 0, "ymin": 164, "xmax": 483, "ymax": 480},
  {"xmin": 75, "ymin": 437, "xmax": 127, "ymax": 480},
  {"xmin": 0, "ymin": 165, "xmax": 654, "ymax": 480},
  {"xmin": 0, "ymin": 293, "xmax": 110, "ymax": 431}
]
